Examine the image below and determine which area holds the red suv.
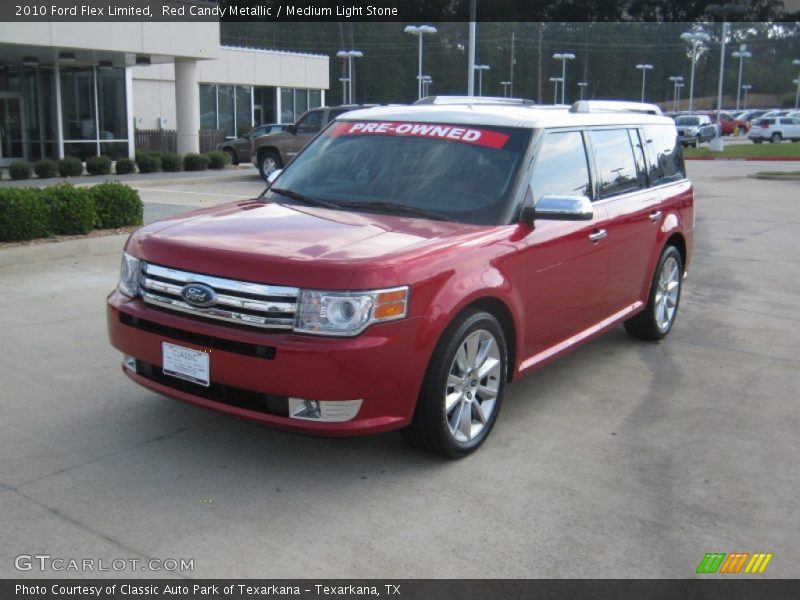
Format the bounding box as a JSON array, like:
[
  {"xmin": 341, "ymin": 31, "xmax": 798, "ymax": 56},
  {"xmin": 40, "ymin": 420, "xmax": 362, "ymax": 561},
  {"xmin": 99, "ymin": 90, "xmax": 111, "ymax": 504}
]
[{"xmin": 108, "ymin": 99, "xmax": 694, "ymax": 457}]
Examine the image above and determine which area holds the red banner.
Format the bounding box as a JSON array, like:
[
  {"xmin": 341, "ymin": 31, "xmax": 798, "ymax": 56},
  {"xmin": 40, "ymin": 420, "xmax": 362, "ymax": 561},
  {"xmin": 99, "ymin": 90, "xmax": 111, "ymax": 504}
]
[{"xmin": 329, "ymin": 121, "xmax": 510, "ymax": 150}]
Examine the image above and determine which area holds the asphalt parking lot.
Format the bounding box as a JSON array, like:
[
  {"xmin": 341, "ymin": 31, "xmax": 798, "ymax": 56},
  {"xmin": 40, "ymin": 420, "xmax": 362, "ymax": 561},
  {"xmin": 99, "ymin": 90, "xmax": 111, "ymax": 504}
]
[{"xmin": 1, "ymin": 161, "xmax": 798, "ymax": 579}]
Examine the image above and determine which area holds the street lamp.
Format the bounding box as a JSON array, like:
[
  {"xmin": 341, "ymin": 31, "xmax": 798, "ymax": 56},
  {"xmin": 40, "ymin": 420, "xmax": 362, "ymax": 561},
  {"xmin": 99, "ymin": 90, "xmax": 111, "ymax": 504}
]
[
  {"xmin": 552, "ymin": 53, "xmax": 575, "ymax": 104},
  {"xmin": 669, "ymin": 76, "xmax": 684, "ymax": 112},
  {"xmin": 404, "ymin": 25, "xmax": 437, "ymax": 100},
  {"xmin": 676, "ymin": 82, "xmax": 685, "ymax": 111},
  {"xmin": 732, "ymin": 45, "xmax": 752, "ymax": 111},
  {"xmin": 549, "ymin": 77, "xmax": 563, "ymax": 105},
  {"xmin": 421, "ymin": 75, "xmax": 433, "ymax": 97},
  {"xmin": 501, "ymin": 81, "xmax": 511, "ymax": 97},
  {"xmin": 336, "ymin": 50, "xmax": 363, "ymax": 104},
  {"xmin": 635, "ymin": 64, "xmax": 654, "ymax": 102},
  {"xmin": 577, "ymin": 82, "xmax": 588, "ymax": 100},
  {"xmin": 741, "ymin": 84, "xmax": 751, "ymax": 109},
  {"xmin": 474, "ymin": 64, "xmax": 490, "ymax": 96},
  {"xmin": 680, "ymin": 30, "xmax": 710, "ymax": 113},
  {"xmin": 338, "ymin": 76, "xmax": 350, "ymax": 104},
  {"xmin": 793, "ymin": 59, "xmax": 800, "ymax": 109}
]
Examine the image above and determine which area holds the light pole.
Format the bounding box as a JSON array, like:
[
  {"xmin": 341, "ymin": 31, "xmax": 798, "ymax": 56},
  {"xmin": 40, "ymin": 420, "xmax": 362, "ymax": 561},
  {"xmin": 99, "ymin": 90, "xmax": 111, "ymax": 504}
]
[
  {"xmin": 577, "ymin": 82, "xmax": 588, "ymax": 100},
  {"xmin": 549, "ymin": 77, "xmax": 563, "ymax": 105},
  {"xmin": 635, "ymin": 64, "xmax": 654, "ymax": 102},
  {"xmin": 338, "ymin": 77, "xmax": 350, "ymax": 104},
  {"xmin": 475, "ymin": 64, "xmax": 490, "ymax": 96},
  {"xmin": 680, "ymin": 30, "xmax": 710, "ymax": 113},
  {"xmin": 501, "ymin": 81, "xmax": 511, "ymax": 97},
  {"xmin": 421, "ymin": 75, "xmax": 432, "ymax": 97},
  {"xmin": 741, "ymin": 84, "xmax": 751, "ymax": 109},
  {"xmin": 404, "ymin": 25, "xmax": 437, "ymax": 100},
  {"xmin": 731, "ymin": 45, "xmax": 752, "ymax": 111},
  {"xmin": 793, "ymin": 59, "xmax": 800, "ymax": 109},
  {"xmin": 676, "ymin": 82, "xmax": 685, "ymax": 111},
  {"xmin": 669, "ymin": 76, "xmax": 684, "ymax": 113},
  {"xmin": 336, "ymin": 50, "xmax": 363, "ymax": 104},
  {"xmin": 552, "ymin": 53, "xmax": 575, "ymax": 104}
]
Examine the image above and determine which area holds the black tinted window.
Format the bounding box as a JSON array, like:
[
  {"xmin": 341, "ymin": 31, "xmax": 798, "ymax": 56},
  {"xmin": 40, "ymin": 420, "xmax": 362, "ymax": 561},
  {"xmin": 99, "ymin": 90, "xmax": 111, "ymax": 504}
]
[
  {"xmin": 531, "ymin": 131, "xmax": 592, "ymax": 202},
  {"xmin": 590, "ymin": 129, "xmax": 639, "ymax": 198},
  {"xmin": 296, "ymin": 110, "xmax": 324, "ymax": 133},
  {"xmin": 643, "ymin": 124, "xmax": 685, "ymax": 186}
]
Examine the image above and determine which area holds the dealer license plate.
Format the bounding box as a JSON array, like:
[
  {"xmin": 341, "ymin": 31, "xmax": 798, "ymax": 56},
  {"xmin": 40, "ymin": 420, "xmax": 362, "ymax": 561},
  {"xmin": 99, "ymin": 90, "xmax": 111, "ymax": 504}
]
[{"xmin": 162, "ymin": 342, "xmax": 210, "ymax": 387}]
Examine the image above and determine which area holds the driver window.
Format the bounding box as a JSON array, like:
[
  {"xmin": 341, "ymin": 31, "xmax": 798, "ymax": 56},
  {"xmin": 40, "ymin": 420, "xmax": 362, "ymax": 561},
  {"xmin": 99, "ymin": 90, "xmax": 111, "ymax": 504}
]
[
  {"xmin": 530, "ymin": 131, "xmax": 592, "ymax": 203},
  {"xmin": 296, "ymin": 110, "xmax": 324, "ymax": 133}
]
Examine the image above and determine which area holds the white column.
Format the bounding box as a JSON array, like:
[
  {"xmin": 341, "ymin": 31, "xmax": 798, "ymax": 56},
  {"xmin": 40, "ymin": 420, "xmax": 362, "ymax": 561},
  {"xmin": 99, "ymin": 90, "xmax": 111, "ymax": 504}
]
[
  {"xmin": 125, "ymin": 66, "xmax": 135, "ymax": 158},
  {"xmin": 174, "ymin": 58, "xmax": 200, "ymax": 154}
]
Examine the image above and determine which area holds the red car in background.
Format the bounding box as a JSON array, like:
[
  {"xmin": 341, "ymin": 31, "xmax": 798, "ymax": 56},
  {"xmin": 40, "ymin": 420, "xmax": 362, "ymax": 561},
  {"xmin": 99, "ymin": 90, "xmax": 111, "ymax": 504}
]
[{"xmin": 701, "ymin": 111, "xmax": 750, "ymax": 135}]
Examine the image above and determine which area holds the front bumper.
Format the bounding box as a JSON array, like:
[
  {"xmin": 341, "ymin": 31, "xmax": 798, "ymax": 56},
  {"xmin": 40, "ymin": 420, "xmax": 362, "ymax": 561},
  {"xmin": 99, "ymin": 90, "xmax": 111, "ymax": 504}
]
[{"xmin": 107, "ymin": 290, "xmax": 432, "ymax": 436}]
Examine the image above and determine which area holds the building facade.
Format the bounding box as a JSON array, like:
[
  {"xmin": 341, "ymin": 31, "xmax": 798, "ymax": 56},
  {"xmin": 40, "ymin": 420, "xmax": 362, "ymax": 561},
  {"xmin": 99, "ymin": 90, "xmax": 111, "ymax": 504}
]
[{"xmin": 0, "ymin": 22, "xmax": 329, "ymax": 166}]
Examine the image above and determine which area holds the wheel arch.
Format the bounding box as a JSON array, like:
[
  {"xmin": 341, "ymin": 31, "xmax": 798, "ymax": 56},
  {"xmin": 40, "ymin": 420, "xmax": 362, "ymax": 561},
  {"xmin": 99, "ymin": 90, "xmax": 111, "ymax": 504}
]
[{"xmin": 665, "ymin": 232, "xmax": 687, "ymax": 274}]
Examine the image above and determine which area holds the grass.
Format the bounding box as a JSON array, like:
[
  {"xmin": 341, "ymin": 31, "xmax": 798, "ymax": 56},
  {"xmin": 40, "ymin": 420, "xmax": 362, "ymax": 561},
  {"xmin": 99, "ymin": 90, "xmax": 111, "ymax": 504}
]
[
  {"xmin": 684, "ymin": 142, "xmax": 800, "ymax": 159},
  {"xmin": 750, "ymin": 171, "xmax": 800, "ymax": 179}
]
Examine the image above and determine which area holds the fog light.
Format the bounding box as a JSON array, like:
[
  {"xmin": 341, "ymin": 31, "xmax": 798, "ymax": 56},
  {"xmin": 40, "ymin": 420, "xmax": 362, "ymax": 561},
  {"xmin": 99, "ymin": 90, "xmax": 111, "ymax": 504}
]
[
  {"xmin": 288, "ymin": 398, "xmax": 363, "ymax": 422},
  {"xmin": 123, "ymin": 354, "xmax": 137, "ymax": 372}
]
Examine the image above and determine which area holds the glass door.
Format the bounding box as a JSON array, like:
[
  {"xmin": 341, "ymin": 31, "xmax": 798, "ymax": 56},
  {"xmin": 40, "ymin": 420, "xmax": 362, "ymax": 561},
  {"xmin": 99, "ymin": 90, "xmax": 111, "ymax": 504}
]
[{"xmin": 0, "ymin": 93, "xmax": 26, "ymax": 166}]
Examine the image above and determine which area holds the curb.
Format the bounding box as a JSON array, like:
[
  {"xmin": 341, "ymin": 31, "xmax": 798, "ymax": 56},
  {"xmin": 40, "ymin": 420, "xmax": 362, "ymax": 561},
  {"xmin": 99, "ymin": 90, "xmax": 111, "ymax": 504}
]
[{"xmin": 0, "ymin": 233, "xmax": 127, "ymax": 270}]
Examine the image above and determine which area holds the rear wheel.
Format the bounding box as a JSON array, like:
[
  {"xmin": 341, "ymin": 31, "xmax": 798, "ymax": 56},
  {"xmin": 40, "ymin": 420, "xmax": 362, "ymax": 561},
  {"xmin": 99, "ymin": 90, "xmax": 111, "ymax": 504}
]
[
  {"xmin": 770, "ymin": 132, "xmax": 782, "ymax": 144},
  {"xmin": 258, "ymin": 150, "xmax": 282, "ymax": 181},
  {"xmin": 224, "ymin": 148, "xmax": 238, "ymax": 165},
  {"xmin": 752, "ymin": 139, "xmax": 763, "ymax": 144},
  {"xmin": 402, "ymin": 309, "xmax": 507, "ymax": 458},
  {"xmin": 624, "ymin": 245, "xmax": 683, "ymax": 341}
]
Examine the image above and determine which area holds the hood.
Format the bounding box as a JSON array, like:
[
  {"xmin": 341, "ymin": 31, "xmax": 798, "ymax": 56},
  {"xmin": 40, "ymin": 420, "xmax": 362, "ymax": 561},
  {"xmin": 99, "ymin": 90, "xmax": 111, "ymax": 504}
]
[{"xmin": 127, "ymin": 200, "xmax": 481, "ymax": 289}]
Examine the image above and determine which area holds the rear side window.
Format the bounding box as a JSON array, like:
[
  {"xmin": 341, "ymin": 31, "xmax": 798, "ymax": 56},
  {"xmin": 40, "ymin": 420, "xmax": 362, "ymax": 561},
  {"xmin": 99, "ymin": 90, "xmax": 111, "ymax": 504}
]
[
  {"xmin": 589, "ymin": 129, "xmax": 639, "ymax": 198},
  {"xmin": 531, "ymin": 131, "xmax": 592, "ymax": 202},
  {"xmin": 643, "ymin": 124, "xmax": 685, "ymax": 186}
]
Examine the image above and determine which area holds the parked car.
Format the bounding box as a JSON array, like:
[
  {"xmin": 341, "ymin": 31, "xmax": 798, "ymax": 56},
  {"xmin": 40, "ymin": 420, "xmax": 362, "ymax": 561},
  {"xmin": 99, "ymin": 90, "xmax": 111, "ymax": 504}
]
[
  {"xmin": 108, "ymin": 99, "xmax": 694, "ymax": 457},
  {"xmin": 215, "ymin": 124, "xmax": 285, "ymax": 165},
  {"xmin": 251, "ymin": 105, "xmax": 376, "ymax": 180},
  {"xmin": 737, "ymin": 109, "xmax": 767, "ymax": 123},
  {"xmin": 674, "ymin": 114, "xmax": 715, "ymax": 147},
  {"xmin": 700, "ymin": 111, "xmax": 750, "ymax": 135},
  {"xmin": 747, "ymin": 117, "xmax": 800, "ymax": 143}
]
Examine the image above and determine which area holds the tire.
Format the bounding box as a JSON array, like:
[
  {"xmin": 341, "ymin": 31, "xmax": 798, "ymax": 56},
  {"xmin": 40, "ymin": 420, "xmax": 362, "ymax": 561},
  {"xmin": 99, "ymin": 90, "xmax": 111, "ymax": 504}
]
[
  {"xmin": 402, "ymin": 309, "xmax": 507, "ymax": 458},
  {"xmin": 624, "ymin": 245, "xmax": 683, "ymax": 341},
  {"xmin": 770, "ymin": 132, "xmax": 782, "ymax": 144},
  {"xmin": 752, "ymin": 139, "xmax": 763, "ymax": 144},
  {"xmin": 258, "ymin": 150, "xmax": 282, "ymax": 181},
  {"xmin": 224, "ymin": 148, "xmax": 239, "ymax": 166}
]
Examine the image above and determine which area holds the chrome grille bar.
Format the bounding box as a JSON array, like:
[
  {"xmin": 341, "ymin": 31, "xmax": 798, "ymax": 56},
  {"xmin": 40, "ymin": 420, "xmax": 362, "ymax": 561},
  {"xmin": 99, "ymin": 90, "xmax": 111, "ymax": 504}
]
[{"xmin": 142, "ymin": 263, "xmax": 299, "ymax": 330}]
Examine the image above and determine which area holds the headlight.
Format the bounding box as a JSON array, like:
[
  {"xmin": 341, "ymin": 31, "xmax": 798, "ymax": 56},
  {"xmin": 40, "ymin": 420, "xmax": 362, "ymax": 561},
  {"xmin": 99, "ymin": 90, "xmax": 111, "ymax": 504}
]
[
  {"xmin": 118, "ymin": 252, "xmax": 143, "ymax": 298},
  {"xmin": 294, "ymin": 286, "xmax": 409, "ymax": 336}
]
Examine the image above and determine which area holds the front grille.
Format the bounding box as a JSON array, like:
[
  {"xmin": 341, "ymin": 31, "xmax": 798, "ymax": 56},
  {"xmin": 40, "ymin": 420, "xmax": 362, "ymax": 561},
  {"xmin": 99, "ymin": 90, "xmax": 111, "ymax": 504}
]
[
  {"xmin": 119, "ymin": 313, "xmax": 276, "ymax": 359},
  {"xmin": 141, "ymin": 263, "xmax": 299, "ymax": 330},
  {"xmin": 136, "ymin": 360, "xmax": 289, "ymax": 417}
]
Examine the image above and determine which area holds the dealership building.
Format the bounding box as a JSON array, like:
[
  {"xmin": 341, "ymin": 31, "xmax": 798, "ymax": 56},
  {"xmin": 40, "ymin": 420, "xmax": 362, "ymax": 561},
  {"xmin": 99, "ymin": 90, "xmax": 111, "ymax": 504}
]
[{"xmin": 0, "ymin": 22, "xmax": 329, "ymax": 165}]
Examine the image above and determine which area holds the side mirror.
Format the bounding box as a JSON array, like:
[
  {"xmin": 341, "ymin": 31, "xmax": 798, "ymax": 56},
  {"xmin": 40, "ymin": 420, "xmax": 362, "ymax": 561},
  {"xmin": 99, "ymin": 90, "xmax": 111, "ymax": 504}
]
[
  {"xmin": 527, "ymin": 195, "xmax": 593, "ymax": 222},
  {"xmin": 286, "ymin": 124, "xmax": 297, "ymax": 135},
  {"xmin": 266, "ymin": 169, "xmax": 282, "ymax": 187}
]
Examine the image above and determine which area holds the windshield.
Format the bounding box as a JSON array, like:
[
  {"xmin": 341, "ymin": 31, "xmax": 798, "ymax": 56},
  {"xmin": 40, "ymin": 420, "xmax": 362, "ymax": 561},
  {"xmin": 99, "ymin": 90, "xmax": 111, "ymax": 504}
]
[
  {"xmin": 265, "ymin": 120, "xmax": 531, "ymax": 225},
  {"xmin": 675, "ymin": 116, "xmax": 700, "ymax": 126}
]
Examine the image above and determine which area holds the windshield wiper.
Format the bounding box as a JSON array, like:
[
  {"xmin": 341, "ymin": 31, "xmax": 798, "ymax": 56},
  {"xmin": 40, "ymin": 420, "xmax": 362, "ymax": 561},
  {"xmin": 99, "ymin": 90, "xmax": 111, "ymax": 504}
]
[
  {"xmin": 269, "ymin": 188, "xmax": 339, "ymax": 210},
  {"xmin": 334, "ymin": 200, "xmax": 455, "ymax": 222}
]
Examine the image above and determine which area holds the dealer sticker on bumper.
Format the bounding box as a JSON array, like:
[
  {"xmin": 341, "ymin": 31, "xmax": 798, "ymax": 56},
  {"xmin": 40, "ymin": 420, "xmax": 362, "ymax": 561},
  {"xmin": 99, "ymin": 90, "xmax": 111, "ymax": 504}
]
[{"xmin": 162, "ymin": 342, "xmax": 210, "ymax": 387}]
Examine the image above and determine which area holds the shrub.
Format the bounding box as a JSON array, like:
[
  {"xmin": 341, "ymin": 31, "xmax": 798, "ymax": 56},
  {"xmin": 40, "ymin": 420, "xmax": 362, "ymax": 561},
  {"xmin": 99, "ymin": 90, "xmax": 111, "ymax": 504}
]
[
  {"xmin": 114, "ymin": 157, "xmax": 136, "ymax": 175},
  {"xmin": 86, "ymin": 155, "xmax": 112, "ymax": 176},
  {"xmin": 206, "ymin": 150, "xmax": 229, "ymax": 170},
  {"xmin": 34, "ymin": 160, "xmax": 59, "ymax": 179},
  {"xmin": 9, "ymin": 162, "xmax": 32, "ymax": 180},
  {"xmin": 136, "ymin": 154, "xmax": 161, "ymax": 173},
  {"xmin": 183, "ymin": 153, "xmax": 209, "ymax": 171},
  {"xmin": 58, "ymin": 157, "xmax": 84, "ymax": 177},
  {"xmin": 237, "ymin": 123, "xmax": 253, "ymax": 138},
  {"xmin": 160, "ymin": 152, "xmax": 183, "ymax": 172},
  {"xmin": 44, "ymin": 184, "xmax": 96, "ymax": 235},
  {"xmin": 92, "ymin": 182, "xmax": 143, "ymax": 229},
  {"xmin": 0, "ymin": 188, "xmax": 49, "ymax": 241}
]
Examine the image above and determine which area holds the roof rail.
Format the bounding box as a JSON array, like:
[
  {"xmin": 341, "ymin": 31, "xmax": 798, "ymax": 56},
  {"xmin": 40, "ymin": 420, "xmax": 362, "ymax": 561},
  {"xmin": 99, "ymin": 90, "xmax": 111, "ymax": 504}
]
[
  {"xmin": 570, "ymin": 100, "xmax": 663, "ymax": 116},
  {"xmin": 413, "ymin": 95, "xmax": 536, "ymax": 106}
]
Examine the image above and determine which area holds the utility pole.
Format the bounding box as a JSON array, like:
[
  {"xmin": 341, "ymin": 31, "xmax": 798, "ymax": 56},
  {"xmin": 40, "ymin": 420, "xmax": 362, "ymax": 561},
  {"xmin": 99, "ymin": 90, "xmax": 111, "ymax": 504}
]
[
  {"xmin": 537, "ymin": 23, "xmax": 543, "ymax": 104},
  {"xmin": 467, "ymin": 0, "xmax": 476, "ymax": 96},
  {"xmin": 509, "ymin": 32, "xmax": 515, "ymax": 97}
]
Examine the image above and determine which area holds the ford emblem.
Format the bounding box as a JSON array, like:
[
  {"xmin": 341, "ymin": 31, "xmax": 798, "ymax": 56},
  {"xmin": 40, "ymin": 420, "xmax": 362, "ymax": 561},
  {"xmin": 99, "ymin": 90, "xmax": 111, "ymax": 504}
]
[{"xmin": 180, "ymin": 283, "xmax": 218, "ymax": 308}]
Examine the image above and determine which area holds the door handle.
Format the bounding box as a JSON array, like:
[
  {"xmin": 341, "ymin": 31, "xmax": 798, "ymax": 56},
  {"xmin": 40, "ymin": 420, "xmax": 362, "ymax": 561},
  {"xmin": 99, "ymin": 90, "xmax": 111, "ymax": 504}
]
[
  {"xmin": 649, "ymin": 210, "xmax": 662, "ymax": 222},
  {"xmin": 588, "ymin": 229, "xmax": 607, "ymax": 243}
]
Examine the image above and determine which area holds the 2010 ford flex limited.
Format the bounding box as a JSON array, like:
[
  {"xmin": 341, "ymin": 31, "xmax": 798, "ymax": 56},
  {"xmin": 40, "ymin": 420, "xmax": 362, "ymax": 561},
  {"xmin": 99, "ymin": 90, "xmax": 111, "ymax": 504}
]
[{"xmin": 108, "ymin": 99, "xmax": 694, "ymax": 457}]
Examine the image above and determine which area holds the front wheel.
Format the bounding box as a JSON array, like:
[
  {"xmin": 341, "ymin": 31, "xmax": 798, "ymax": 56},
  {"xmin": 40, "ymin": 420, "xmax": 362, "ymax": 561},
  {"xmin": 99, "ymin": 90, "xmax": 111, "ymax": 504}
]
[
  {"xmin": 402, "ymin": 310, "xmax": 507, "ymax": 458},
  {"xmin": 770, "ymin": 133, "xmax": 782, "ymax": 144},
  {"xmin": 258, "ymin": 151, "xmax": 282, "ymax": 181},
  {"xmin": 624, "ymin": 245, "xmax": 683, "ymax": 341}
]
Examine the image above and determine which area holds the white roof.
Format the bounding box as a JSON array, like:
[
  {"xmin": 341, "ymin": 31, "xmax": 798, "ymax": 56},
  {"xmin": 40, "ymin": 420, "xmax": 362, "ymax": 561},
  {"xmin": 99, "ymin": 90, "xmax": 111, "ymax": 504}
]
[{"xmin": 338, "ymin": 103, "xmax": 674, "ymax": 130}]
